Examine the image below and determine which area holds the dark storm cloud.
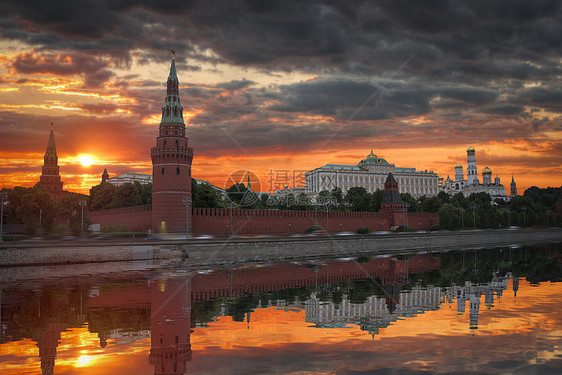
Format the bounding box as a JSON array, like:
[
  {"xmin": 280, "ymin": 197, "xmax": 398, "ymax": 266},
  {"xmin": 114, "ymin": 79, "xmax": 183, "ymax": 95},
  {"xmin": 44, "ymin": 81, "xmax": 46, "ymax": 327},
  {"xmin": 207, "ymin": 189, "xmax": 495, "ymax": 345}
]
[{"xmin": 1, "ymin": 0, "xmax": 561, "ymax": 158}]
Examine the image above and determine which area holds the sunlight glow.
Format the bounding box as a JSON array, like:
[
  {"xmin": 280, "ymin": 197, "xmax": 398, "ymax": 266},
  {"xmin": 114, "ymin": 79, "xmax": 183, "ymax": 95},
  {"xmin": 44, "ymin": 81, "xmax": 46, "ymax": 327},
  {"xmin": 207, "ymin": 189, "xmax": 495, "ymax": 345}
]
[
  {"xmin": 75, "ymin": 355, "xmax": 93, "ymax": 367},
  {"xmin": 77, "ymin": 155, "xmax": 94, "ymax": 167}
]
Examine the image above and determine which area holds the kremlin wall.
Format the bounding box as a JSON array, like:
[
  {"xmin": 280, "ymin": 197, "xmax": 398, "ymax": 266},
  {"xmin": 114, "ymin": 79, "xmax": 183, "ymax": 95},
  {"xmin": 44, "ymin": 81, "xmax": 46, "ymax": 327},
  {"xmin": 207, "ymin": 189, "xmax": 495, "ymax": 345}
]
[{"xmin": 41, "ymin": 55, "xmax": 438, "ymax": 235}]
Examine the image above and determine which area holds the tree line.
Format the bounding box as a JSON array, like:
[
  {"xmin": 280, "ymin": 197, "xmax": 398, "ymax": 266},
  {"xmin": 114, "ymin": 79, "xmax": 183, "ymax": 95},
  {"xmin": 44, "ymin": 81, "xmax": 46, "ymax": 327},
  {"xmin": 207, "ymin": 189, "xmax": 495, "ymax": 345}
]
[{"xmin": 2, "ymin": 180, "xmax": 560, "ymax": 237}]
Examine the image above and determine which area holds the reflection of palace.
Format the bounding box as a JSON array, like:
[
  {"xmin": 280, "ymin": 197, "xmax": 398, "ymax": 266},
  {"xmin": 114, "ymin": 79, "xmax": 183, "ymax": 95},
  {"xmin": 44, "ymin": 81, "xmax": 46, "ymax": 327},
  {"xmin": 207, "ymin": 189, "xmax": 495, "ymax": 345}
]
[{"xmin": 0, "ymin": 252, "xmax": 538, "ymax": 374}]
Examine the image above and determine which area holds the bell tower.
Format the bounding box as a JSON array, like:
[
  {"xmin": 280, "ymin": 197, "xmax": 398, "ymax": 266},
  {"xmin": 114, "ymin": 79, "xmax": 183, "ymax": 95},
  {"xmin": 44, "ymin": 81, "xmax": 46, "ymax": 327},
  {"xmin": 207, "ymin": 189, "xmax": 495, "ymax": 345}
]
[
  {"xmin": 151, "ymin": 52, "xmax": 194, "ymax": 233},
  {"xmin": 39, "ymin": 125, "xmax": 65, "ymax": 200}
]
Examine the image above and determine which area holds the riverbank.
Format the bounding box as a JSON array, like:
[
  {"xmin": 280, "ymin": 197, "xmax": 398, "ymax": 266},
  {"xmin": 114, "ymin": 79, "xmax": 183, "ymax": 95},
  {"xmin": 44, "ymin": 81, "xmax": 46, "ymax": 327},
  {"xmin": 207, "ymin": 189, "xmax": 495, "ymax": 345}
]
[{"xmin": 1, "ymin": 228, "xmax": 561, "ymax": 269}]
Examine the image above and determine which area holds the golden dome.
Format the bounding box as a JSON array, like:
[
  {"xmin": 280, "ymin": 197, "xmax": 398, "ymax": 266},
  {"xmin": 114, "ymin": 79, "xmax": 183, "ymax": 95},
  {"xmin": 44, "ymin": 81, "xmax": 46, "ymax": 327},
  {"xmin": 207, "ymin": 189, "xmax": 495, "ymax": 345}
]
[
  {"xmin": 467, "ymin": 145, "xmax": 475, "ymax": 152},
  {"xmin": 367, "ymin": 149, "xmax": 377, "ymax": 158},
  {"xmin": 455, "ymin": 164, "xmax": 463, "ymax": 168},
  {"xmin": 482, "ymin": 165, "xmax": 492, "ymax": 175}
]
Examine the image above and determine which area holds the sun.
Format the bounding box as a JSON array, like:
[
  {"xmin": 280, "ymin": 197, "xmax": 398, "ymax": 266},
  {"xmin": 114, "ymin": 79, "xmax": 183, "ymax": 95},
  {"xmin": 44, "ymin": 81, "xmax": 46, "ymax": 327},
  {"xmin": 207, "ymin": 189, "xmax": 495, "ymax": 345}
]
[{"xmin": 77, "ymin": 155, "xmax": 94, "ymax": 167}]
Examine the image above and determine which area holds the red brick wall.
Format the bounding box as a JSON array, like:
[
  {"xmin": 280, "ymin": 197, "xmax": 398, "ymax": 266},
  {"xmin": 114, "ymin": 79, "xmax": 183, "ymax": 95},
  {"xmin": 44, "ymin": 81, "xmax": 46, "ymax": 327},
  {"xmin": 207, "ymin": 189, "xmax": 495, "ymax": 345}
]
[
  {"xmin": 390, "ymin": 211, "xmax": 440, "ymax": 230},
  {"xmin": 89, "ymin": 205, "xmax": 152, "ymax": 232},
  {"xmin": 89, "ymin": 205, "xmax": 438, "ymax": 235},
  {"xmin": 191, "ymin": 207, "xmax": 393, "ymax": 235}
]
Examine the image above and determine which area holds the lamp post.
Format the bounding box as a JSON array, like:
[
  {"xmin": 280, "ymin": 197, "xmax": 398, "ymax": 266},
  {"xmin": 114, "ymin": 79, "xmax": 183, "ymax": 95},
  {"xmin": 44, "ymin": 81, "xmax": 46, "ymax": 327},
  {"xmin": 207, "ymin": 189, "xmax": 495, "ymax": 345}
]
[
  {"xmin": 506, "ymin": 209, "xmax": 510, "ymax": 228},
  {"xmin": 0, "ymin": 192, "xmax": 7, "ymax": 242},
  {"xmin": 315, "ymin": 199, "xmax": 318, "ymax": 227},
  {"xmin": 230, "ymin": 205, "xmax": 234, "ymax": 235},
  {"xmin": 404, "ymin": 203, "xmax": 410, "ymax": 232},
  {"xmin": 325, "ymin": 205, "xmax": 329, "ymax": 232},
  {"xmin": 546, "ymin": 210, "xmax": 551, "ymax": 226},
  {"xmin": 460, "ymin": 208, "xmax": 465, "ymax": 228},
  {"xmin": 471, "ymin": 205, "xmax": 477, "ymax": 229},
  {"xmin": 521, "ymin": 206, "xmax": 527, "ymax": 226},
  {"xmin": 182, "ymin": 198, "xmax": 192, "ymax": 238},
  {"xmin": 78, "ymin": 200, "xmax": 87, "ymax": 238}
]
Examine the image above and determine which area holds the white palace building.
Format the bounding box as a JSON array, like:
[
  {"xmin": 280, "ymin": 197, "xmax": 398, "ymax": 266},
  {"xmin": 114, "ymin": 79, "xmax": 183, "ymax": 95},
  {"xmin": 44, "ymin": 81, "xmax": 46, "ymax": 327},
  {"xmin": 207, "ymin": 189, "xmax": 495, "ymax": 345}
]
[{"xmin": 305, "ymin": 150, "xmax": 439, "ymax": 198}]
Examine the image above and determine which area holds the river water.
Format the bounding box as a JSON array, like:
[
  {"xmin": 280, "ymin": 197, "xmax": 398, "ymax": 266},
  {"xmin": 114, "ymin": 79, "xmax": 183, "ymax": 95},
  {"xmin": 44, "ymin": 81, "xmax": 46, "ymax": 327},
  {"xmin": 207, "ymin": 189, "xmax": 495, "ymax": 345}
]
[{"xmin": 1, "ymin": 244, "xmax": 561, "ymax": 374}]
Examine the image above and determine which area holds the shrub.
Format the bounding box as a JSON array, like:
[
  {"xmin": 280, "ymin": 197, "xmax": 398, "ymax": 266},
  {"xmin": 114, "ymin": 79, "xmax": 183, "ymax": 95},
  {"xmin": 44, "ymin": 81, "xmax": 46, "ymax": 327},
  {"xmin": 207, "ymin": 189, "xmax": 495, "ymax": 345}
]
[
  {"xmin": 356, "ymin": 256, "xmax": 370, "ymax": 263},
  {"xmin": 356, "ymin": 227, "xmax": 369, "ymax": 235},
  {"xmin": 306, "ymin": 225, "xmax": 323, "ymax": 233},
  {"xmin": 101, "ymin": 225, "xmax": 116, "ymax": 233},
  {"xmin": 395, "ymin": 225, "xmax": 410, "ymax": 232},
  {"xmin": 118, "ymin": 224, "xmax": 128, "ymax": 232}
]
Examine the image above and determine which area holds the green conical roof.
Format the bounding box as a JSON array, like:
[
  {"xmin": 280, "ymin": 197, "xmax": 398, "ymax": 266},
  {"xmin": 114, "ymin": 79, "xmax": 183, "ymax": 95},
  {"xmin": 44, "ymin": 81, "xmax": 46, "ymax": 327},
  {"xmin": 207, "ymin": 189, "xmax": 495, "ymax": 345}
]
[{"xmin": 168, "ymin": 58, "xmax": 177, "ymax": 81}]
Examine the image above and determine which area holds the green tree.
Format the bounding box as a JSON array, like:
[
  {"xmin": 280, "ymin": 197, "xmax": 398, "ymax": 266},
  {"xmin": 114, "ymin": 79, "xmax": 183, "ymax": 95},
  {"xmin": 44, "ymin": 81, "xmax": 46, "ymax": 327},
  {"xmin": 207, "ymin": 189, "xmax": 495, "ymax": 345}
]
[
  {"xmin": 16, "ymin": 185, "xmax": 56, "ymax": 235},
  {"xmin": 331, "ymin": 187, "xmax": 343, "ymax": 206},
  {"xmin": 345, "ymin": 187, "xmax": 367, "ymax": 205},
  {"xmin": 420, "ymin": 196, "xmax": 441, "ymax": 213},
  {"xmin": 400, "ymin": 193, "xmax": 419, "ymax": 212},
  {"xmin": 369, "ymin": 189, "xmax": 384, "ymax": 212},
  {"xmin": 89, "ymin": 182, "xmax": 116, "ymax": 210},
  {"xmin": 192, "ymin": 181, "xmax": 224, "ymax": 208}
]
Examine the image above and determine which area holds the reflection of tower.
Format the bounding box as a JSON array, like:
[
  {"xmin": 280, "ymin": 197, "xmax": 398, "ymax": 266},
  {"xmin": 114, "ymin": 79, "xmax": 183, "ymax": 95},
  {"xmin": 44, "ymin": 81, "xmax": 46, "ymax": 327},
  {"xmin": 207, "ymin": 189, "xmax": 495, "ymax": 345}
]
[
  {"xmin": 456, "ymin": 288, "xmax": 466, "ymax": 315},
  {"xmin": 101, "ymin": 168, "xmax": 109, "ymax": 183},
  {"xmin": 484, "ymin": 289, "xmax": 494, "ymax": 309},
  {"xmin": 151, "ymin": 54, "xmax": 194, "ymax": 233},
  {"xmin": 383, "ymin": 284, "xmax": 402, "ymax": 314},
  {"xmin": 150, "ymin": 278, "xmax": 192, "ymax": 375},
  {"xmin": 39, "ymin": 127, "xmax": 64, "ymax": 200},
  {"xmin": 512, "ymin": 276, "xmax": 519, "ymax": 300},
  {"xmin": 466, "ymin": 145, "xmax": 477, "ymax": 185},
  {"xmin": 37, "ymin": 323, "xmax": 62, "ymax": 375},
  {"xmin": 469, "ymin": 291, "xmax": 481, "ymax": 331}
]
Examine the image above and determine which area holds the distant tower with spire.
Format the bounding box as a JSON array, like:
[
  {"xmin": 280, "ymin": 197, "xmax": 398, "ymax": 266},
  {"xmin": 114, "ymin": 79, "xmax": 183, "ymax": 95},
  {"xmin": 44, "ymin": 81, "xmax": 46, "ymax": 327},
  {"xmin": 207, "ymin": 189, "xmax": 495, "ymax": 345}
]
[
  {"xmin": 510, "ymin": 175, "xmax": 517, "ymax": 197},
  {"xmin": 466, "ymin": 145, "xmax": 478, "ymax": 185},
  {"xmin": 39, "ymin": 125, "xmax": 65, "ymax": 200},
  {"xmin": 101, "ymin": 168, "xmax": 109, "ymax": 183},
  {"xmin": 151, "ymin": 51, "xmax": 194, "ymax": 233}
]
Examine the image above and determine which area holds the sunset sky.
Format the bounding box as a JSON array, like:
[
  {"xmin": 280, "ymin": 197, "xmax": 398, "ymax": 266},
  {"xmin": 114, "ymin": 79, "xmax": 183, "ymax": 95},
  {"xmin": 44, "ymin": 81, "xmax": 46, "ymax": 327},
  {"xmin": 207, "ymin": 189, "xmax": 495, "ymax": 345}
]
[{"xmin": 0, "ymin": 0, "xmax": 561, "ymax": 194}]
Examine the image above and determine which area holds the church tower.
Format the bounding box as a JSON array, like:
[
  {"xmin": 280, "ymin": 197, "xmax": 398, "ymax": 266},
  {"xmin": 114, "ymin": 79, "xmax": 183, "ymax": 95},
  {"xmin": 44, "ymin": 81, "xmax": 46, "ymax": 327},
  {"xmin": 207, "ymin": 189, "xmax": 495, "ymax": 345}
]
[
  {"xmin": 510, "ymin": 175, "xmax": 517, "ymax": 197},
  {"xmin": 39, "ymin": 127, "xmax": 65, "ymax": 201},
  {"xmin": 466, "ymin": 145, "xmax": 477, "ymax": 185},
  {"xmin": 101, "ymin": 168, "xmax": 109, "ymax": 183},
  {"xmin": 151, "ymin": 53, "xmax": 194, "ymax": 233},
  {"xmin": 381, "ymin": 173, "xmax": 404, "ymax": 212}
]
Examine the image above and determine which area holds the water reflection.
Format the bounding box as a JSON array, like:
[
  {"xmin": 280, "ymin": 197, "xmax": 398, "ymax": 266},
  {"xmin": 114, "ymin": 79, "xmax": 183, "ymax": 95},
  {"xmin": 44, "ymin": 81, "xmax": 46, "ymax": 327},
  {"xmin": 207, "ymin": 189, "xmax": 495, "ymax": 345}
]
[{"xmin": 1, "ymin": 244, "xmax": 561, "ymax": 374}]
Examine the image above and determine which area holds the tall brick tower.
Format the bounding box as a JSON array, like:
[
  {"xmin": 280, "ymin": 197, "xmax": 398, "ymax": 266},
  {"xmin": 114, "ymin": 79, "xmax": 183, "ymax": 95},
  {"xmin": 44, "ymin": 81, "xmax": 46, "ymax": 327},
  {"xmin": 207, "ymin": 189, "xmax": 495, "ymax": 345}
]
[
  {"xmin": 39, "ymin": 127, "xmax": 65, "ymax": 200},
  {"xmin": 151, "ymin": 53, "xmax": 194, "ymax": 233}
]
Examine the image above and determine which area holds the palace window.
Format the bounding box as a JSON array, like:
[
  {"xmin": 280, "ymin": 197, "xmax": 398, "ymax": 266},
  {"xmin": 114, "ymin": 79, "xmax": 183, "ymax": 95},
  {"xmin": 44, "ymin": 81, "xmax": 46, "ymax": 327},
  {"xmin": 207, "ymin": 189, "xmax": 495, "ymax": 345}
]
[
  {"xmin": 176, "ymin": 167, "xmax": 180, "ymax": 175},
  {"xmin": 161, "ymin": 167, "xmax": 165, "ymax": 175}
]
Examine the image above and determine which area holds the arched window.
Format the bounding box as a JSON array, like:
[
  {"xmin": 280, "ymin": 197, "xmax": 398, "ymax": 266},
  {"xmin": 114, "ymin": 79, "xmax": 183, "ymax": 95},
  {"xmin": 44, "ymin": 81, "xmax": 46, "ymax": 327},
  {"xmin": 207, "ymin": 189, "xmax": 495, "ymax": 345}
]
[
  {"xmin": 166, "ymin": 107, "xmax": 170, "ymax": 116},
  {"xmin": 175, "ymin": 130, "xmax": 178, "ymax": 135},
  {"xmin": 161, "ymin": 167, "xmax": 165, "ymax": 175},
  {"xmin": 176, "ymin": 167, "xmax": 180, "ymax": 175},
  {"xmin": 175, "ymin": 140, "xmax": 179, "ymax": 149}
]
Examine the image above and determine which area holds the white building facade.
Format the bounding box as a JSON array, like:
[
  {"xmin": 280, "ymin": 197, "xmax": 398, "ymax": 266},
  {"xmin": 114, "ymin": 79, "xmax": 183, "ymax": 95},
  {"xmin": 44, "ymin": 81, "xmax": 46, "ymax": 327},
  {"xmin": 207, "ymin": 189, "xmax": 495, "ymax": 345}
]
[{"xmin": 305, "ymin": 151, "xmax": 439, "ymax": 198}]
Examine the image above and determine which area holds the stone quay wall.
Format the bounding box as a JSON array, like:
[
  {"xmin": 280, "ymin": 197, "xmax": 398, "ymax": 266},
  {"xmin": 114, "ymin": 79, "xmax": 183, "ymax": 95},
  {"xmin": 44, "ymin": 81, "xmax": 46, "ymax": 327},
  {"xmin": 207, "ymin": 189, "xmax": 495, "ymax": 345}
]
[{"xmin": 0, "ymin": 228, "xmax": 560, "ymax": 269}]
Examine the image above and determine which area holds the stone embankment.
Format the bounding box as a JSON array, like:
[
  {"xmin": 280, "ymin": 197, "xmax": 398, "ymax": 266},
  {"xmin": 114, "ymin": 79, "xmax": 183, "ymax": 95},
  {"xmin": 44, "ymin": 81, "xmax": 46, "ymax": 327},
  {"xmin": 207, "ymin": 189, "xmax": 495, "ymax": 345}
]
[{"xmin": 0, "ymin": 228, "xmax": 561, "ymax": 269}]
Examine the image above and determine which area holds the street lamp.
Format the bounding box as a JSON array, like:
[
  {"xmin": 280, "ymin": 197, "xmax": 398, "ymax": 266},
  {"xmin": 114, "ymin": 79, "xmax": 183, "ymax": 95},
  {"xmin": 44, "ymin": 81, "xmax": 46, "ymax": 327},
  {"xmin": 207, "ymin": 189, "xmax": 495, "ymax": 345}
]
[
  {"xmin": 0, "ymin": 192, "xmax": 7, "ymax": 242},
  {"xmin": 229, "ymin": 205, "xmax": 234, "ymax": 235},
  {"xmin": 182, "ymin": 198, "xmax": 192, "ymax": 238},
  {"xmin": 506, "ymin": 209, "xmax": 510, "ymax": 228},
  {"xmin": 78, "ymin": 200, "xmax": 87, "ymax": 238},
  {"xmin": 471, "ymin": 205, "xmax": 477, "ymax": 229},
  {"xmin": 460, "ymin": 208, "xmax": 465, "ymax": 228},
  {"xmin": 546, "ymin": 210, "xmax": 551, "ymax": 226},
  {"xmin": 404, "ymin": 203, "xmax": 410, "ymax": 231},
  {"xmin": 521, "ymin": 206, "xmax": 527, "ymax": 226},
  {"xmin": 325, "ymin": 205, "xmax": 329, "ymax": 232}
]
